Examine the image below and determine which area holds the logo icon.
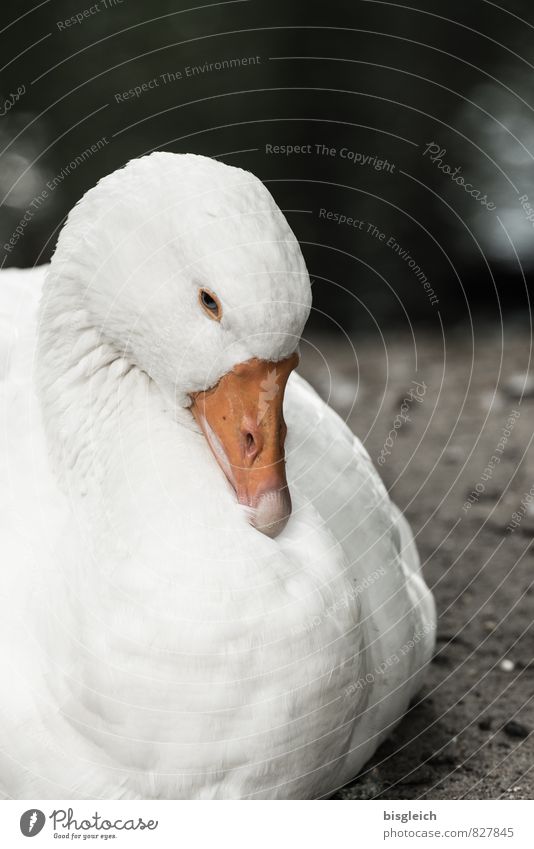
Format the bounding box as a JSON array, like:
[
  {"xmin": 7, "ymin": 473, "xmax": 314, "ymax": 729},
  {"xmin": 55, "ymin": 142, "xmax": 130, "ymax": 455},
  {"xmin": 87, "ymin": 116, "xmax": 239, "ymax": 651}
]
[{"xmin": 20, "ymin": 810, "xmax": 45, "ymax": 837}]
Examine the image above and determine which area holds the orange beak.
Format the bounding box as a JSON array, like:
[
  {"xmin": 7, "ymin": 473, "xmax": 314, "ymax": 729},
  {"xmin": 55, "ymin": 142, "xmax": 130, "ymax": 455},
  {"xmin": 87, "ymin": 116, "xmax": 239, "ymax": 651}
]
[{"xmin": 189, "ymin": 353, "xmax": 298, "ymax": 538}]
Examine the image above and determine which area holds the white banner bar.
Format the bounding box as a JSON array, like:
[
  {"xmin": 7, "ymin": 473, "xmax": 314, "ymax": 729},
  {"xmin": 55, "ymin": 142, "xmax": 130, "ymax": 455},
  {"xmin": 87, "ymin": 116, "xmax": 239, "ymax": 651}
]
[{"xmin": 1, "ymin": 799, "xmax": 533, "ymax": 848}]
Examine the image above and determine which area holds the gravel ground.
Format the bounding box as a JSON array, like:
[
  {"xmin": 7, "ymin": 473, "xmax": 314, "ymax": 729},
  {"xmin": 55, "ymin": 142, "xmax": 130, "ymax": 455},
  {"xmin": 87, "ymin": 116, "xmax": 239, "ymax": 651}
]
[{"xmin": 299, "ymin": 323, "xmax": 534, "ymax": 800}]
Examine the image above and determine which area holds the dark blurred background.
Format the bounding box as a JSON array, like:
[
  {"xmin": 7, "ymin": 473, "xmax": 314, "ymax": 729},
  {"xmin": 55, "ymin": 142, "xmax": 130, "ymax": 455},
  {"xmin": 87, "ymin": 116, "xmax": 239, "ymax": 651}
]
[{"xmin": 2, "ymin": 0, "xmax": 533, "ymax": 335}]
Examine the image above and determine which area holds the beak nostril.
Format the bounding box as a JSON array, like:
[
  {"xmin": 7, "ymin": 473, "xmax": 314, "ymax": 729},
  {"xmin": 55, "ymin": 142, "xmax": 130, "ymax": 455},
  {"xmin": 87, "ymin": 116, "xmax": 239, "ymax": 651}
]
[{"xmin": 190, "ymin": 355, "xmax": 297, "ymax": 534}]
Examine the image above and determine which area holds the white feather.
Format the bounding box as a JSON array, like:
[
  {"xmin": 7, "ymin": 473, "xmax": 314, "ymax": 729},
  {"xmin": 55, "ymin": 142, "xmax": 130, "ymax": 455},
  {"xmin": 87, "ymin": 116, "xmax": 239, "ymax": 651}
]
[{"xmin": 0, "ymin": 153, "xmax": 435, "ymax": 799}]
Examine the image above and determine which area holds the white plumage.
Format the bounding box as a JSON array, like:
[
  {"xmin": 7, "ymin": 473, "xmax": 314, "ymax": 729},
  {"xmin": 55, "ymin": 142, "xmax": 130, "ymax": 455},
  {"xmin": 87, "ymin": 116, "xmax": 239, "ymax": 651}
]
[{"xmin": 0, "ymin": 153, "xmax": 435, "ymax": 799}]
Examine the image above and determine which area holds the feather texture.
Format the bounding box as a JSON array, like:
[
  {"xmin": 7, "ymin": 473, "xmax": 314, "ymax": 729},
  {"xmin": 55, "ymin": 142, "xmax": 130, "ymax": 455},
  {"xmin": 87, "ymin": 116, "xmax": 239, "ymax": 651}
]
[{"xmin": 0, "ymin": 154, "xmax": 435, "ymax": 799}]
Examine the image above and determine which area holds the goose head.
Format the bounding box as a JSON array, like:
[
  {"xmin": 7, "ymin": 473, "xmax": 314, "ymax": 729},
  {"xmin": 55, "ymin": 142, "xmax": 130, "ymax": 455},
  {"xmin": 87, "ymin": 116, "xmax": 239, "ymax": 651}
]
[{"xmin": 46, "ymin": 152, "xmax": 311, "ymax": 538}]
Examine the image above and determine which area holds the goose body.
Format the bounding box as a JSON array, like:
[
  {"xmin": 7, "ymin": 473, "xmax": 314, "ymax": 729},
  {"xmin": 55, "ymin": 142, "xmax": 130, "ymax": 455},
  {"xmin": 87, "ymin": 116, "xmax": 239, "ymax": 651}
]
[{"xmin": 0, "ymin": 154, "xmax": 435, "ymax": 799}]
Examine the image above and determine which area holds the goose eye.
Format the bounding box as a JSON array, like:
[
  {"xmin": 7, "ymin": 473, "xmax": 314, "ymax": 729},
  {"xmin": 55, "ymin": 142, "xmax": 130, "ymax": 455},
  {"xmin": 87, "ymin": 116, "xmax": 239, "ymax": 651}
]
[{"xmin": 199, "ymin": 288, "xmax": 222, "ymax": 321}]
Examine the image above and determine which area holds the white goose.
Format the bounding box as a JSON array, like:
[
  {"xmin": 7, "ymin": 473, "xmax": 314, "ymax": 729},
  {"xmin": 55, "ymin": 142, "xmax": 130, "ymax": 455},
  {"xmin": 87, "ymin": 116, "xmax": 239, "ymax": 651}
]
[{"xmin": 0, "ymin": 152, "xmax": 435, "ymax": 800}]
